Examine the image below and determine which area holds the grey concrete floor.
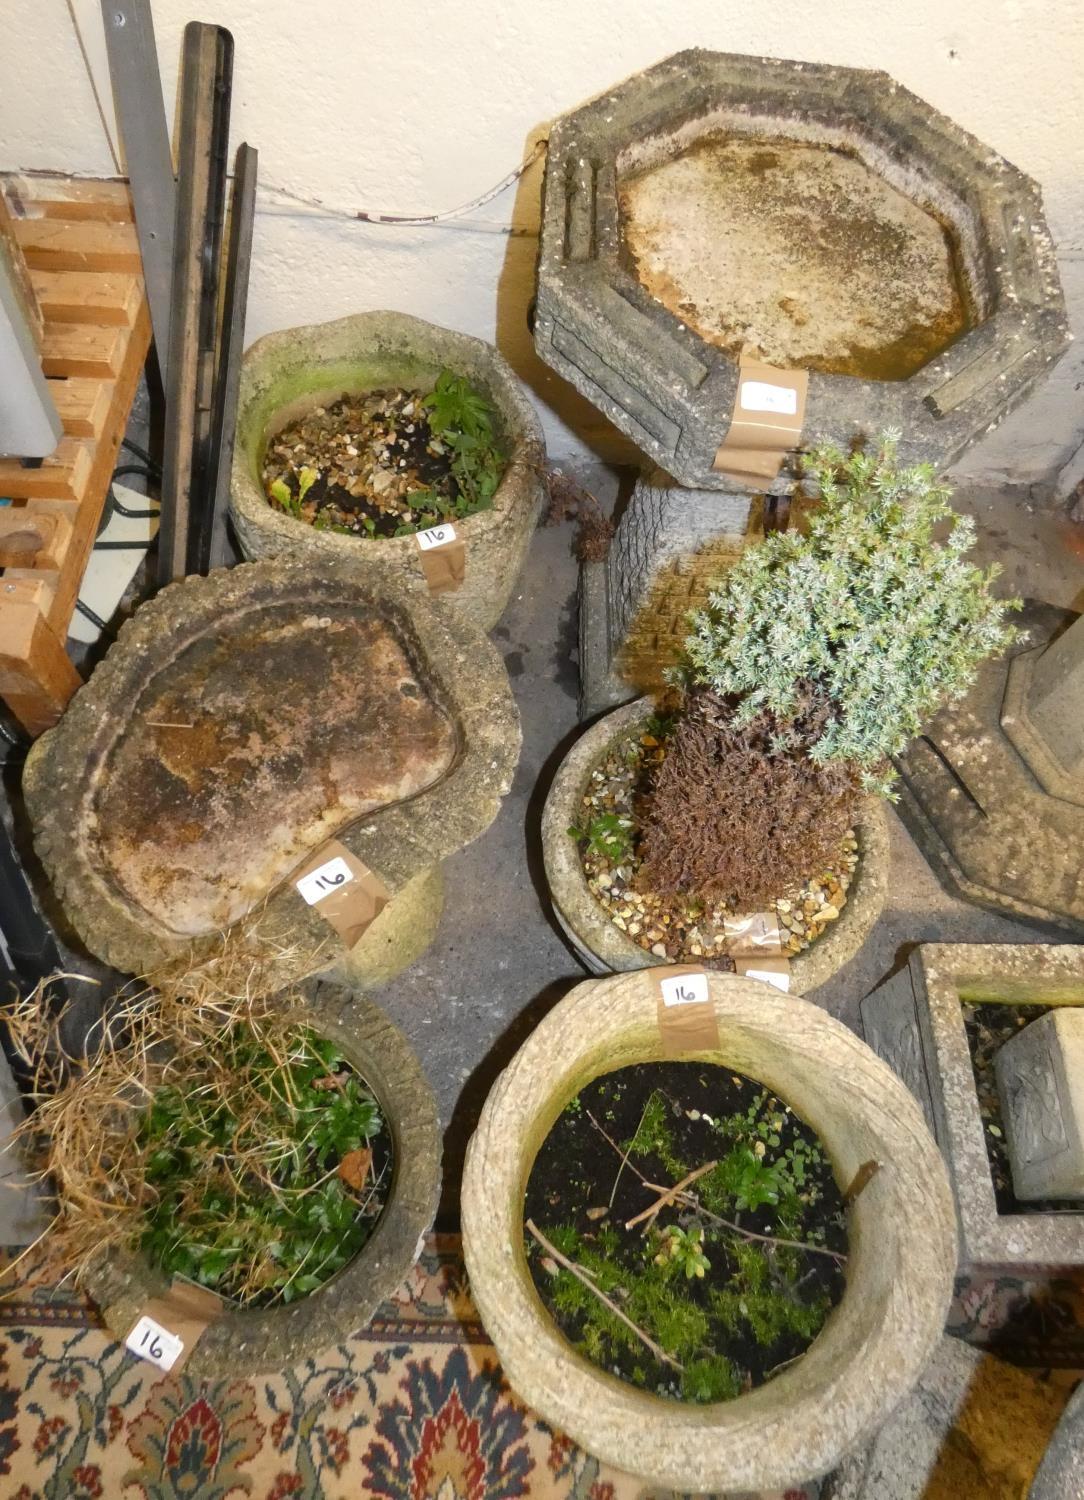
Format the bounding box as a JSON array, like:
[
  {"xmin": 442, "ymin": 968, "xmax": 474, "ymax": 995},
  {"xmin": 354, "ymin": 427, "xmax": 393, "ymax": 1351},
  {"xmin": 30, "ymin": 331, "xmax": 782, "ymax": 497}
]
[{"xmin": 365, "ymin": 465, "xmax": 1084, "ymax": 1223}]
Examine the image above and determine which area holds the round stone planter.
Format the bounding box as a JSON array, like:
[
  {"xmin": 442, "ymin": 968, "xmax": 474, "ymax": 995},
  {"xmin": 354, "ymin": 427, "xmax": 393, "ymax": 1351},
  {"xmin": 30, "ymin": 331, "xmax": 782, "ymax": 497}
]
[
  {"xmin": 542, "ymin": 697, "xmax": 888, "ymax": 992},
  {"xmin": 461, "ymin": 970, "xmax": 956, "ymax": 1495},
  {"xmin": 88, "ymin": 979, "xmax": 440, "ymax": 1378},
  {"xmin": 230, "ymin": 311, "xmax": 546, "ymax": 632},
  {"xmin": 24, "ymin": 558, "xmax": 520, "ymax": 989}
]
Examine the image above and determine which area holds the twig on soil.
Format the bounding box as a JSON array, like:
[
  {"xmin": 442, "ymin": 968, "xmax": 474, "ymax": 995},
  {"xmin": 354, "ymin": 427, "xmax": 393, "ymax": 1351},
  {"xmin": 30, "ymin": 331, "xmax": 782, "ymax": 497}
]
[
  {"xmin": 586, "ymin": 1108, "xmax": 644, "ymax": 1209},
  {"xmin": 675, "ymin": 1193, "xmax": 847, "ymax": 1264},
  {"xmin": 587, "ymin": 1111, "xmax": 845, "ymax": 1263},
  {"xmin": 525, "ymin": 1217, "xmax": 684, "ymax": 1373},
  {"xmin": 625, "ymin": 1162, "xmax": 718, "ymax": 1232}
]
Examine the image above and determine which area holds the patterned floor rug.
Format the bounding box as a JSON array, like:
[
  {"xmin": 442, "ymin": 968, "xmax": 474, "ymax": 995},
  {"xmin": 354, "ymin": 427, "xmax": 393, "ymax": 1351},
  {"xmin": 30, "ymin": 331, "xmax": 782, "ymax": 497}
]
[{"xmin": 0, "ymin": 1234, "xmax": 818, "ymax": 1500}]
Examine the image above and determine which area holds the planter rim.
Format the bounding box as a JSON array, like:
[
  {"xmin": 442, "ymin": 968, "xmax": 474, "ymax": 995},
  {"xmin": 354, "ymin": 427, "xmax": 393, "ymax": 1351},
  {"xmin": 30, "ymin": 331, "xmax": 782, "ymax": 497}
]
[
  {"xmin": 542, "ymin": 696, "xmax": 888, "ymax": 992},
  {"xmin": 87, "ymin": 979, "xmax": 440, "ymax": 1378},
  {"xmin": 24, "ymin": 557, "xmax": 520, "ymax": 980},
  {"xmin": 230, "ymin": 310, "xmax": 545, "ymax": 560},
  {"xmin": 461, "ymin": 970, "xmax": 957, "ymax": 1492}
]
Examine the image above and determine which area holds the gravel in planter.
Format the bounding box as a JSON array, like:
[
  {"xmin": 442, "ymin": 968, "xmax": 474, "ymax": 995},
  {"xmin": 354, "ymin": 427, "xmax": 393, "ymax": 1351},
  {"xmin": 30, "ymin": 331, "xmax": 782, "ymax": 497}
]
[
  {"xmin": 574, "ymin": 716, "xmax": 859, "ymax": 966},
  {"xmin": 543, "ymin": 698, "xmax": 888, "ymax": 993},
  {"xmin": 231, "ymin": 312, "xmax": 546, "ymax": 631},
  {"xmin": 261, "ymin": 374, "xmax": 505, "ymax": 539}
]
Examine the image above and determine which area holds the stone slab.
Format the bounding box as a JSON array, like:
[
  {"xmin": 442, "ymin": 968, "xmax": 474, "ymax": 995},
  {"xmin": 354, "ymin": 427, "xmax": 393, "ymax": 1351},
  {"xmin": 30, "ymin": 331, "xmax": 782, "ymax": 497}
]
[
  {"xmin": 861, "ymin": 943, "xmax": 1084, "ymax": 1269},
  {"xmin": 894, "ymin": 602, "xmax": 1084, "ymax": 936},
  {"xmin": 995, "ymin": 1008, "xmax": 1084, "ymax": 1202},
  {"xmin": 822, "ymin": 1334, "xmax": 1067, "ymax": 1500}
]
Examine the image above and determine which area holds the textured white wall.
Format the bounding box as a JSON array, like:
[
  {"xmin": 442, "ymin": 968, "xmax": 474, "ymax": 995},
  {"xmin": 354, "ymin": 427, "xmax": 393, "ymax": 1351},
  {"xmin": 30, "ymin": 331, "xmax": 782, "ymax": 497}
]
[{"xmin": 4, "ymin": 0, "xmax": 1084, "ymax": 481}]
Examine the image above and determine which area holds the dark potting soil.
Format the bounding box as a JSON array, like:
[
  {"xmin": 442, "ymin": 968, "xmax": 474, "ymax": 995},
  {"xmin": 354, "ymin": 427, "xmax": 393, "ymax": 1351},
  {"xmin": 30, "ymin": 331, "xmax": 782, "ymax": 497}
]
[
  {"xmin": 262, "ymin": 390, "xmax": 461, "ymax": 539},
  {"xmin": 524, "ymin": 1061, "xmax": 848, "ymax": 1404},
  {"xmin": 962, "ymin": 1001, "xmax": 1083, "ymax": 1217}
]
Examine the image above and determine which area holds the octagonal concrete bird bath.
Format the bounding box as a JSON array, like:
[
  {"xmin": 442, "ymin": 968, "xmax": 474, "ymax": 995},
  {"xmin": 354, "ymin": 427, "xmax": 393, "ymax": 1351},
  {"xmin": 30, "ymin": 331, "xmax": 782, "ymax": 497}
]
[
  {"xmin": 24, "ymin": 559, "xmax": 520, "ymax": 989},
  {"xmin": 536, "ymin": 49, "xmax": 1070, "ymax": 714}
]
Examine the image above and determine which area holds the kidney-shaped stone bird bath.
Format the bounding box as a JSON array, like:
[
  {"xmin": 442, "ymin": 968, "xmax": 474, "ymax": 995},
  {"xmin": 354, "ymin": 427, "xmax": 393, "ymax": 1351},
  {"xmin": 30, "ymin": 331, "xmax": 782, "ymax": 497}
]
[{"xmin": 24, "ymin": 558, "xmax": 520, "ymax": 989}]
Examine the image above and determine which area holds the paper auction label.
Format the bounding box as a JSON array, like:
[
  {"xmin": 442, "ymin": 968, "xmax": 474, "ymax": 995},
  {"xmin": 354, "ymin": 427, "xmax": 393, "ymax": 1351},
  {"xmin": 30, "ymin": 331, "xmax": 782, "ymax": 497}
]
[
  {"xmin": 295, "ymin": 855, "xmax": 354, "ymax": 906},
  {"xmin": 416, "ymin": 523, "xmax": 457, "ymax": 551},
  {"xmin": 649, "ymin": 966, "xmax": 719, "ymax": 1057},
  {"xmin": 658, "ymin": 971, "xmax": 710, "ymax": 1007},
  {"xmin": 126, "ymin": 1316, "xmax": 184, "ymax": 1372},
  {"xmin": 740, "ymin": 380, "xmax": 799, "ymax": 416}
]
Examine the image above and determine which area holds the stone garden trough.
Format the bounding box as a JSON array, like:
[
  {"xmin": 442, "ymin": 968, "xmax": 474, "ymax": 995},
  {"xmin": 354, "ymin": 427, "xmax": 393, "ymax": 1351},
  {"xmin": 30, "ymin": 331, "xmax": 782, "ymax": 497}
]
[
  {"xmin": 462, "ymin": 971, "xmax": 956, "ymax": 1494},
  {"xmin": 24, "ymin": 558, "xmax": 520, "ymax": 989},
  {"xmin": 862, "ymin": 943, "xmax": 1084, "ymax": 1271},
  {"xmin": 88, "ymin": 980, "xmax": 441, "ymax": 1378},
  {"xmin": 536, "ymin": 48, "xmax": 1069, "ymax": 491},
  {"xmin": 541, "ymin": 698, "xmax": 889, "ymax": 993},
  {"xmin": 230, "ymin": 311, "xmax": 546, "ymax": 631}
]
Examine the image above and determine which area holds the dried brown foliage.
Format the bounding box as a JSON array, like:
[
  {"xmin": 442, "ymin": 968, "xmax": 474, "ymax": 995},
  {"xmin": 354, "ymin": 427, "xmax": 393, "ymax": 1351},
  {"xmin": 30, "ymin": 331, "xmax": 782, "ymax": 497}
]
[
  {"xmin": 544, "ymin": 468, "xmax": 615, "ymax": 562},
  {"xmin": 0, "ymin": 932, "xmax": 323, "ymax": 1299},
  {"xmin": 636, "ymin": 688, "xmax": 862, "ymax": 909}
]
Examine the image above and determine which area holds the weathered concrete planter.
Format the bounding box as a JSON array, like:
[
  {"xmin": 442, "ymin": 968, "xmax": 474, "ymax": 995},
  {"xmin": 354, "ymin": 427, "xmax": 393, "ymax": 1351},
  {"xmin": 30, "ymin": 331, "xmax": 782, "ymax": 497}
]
[
  {"xmin": 230, "ymin": 311, "xmax": 546, "ymax": 631},
  {"xmin": 542, "ymin": 698, "xmax": 888, "ymax": 993},
  {"xmin": 462, "ymin": 971, "xmax": 956, "ymax": 1494},
  {"xmin": 88, "ymin": 980, "xmax": 440, "ymax": 1378},
  {"xmin": 24, "ymin": 558, "xmax": 520, "ymax": 989},
  {"xmin": 862, "ymin": 942, "xmax": 1084, "ymax": 1270}
]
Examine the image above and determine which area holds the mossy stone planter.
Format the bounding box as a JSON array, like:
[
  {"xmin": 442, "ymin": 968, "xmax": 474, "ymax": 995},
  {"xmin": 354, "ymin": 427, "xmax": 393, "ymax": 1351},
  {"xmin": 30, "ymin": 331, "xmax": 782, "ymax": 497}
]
[
  {"xmin": 88, "ymin": 980, "xmax": 440, "ymax": 1378},
  {"xmin": 542, "ymin": 698, "xmax": 888, "ymax": 992},
  {"xmin": 462, "ymin": 970, "xmax": 956, "ymax": 1494},
  {"xmin": 24, "ymin": 558, "xmax": 520, "ymax": 989},
  {"xmin": 230, "ymin": 311, "xmax": 546, "ymax": 631}
]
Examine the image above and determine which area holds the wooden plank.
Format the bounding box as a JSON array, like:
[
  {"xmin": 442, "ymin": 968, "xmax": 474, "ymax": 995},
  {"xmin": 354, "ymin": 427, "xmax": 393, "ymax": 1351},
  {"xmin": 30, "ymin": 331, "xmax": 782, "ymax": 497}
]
[
  {"xmin": 13, "ymin": 217, "xmax": 142, "ymax": 274},
  {"xmin": 30, "ymin": 269, "xmax": 141, "ymax": 326},
  {"xmin": 0, "ymin": 440, "xmax": 92, "ymax": 502},
  {"xmin": 40, "ymin": 322, "xmax": 126, "ymax": 378},
  {"xmin": 0, "ymin": 511, "xmax": 72, "ymax": 570},
  {"xmin": 47, "ymin": 299, "xmax": 150, "ymax": 634},
  {"xmin": 0, "ymin": 598, "xmax": 81, "ymax": 734},
  {"xmin": 1, "ymin": 174, "xmax": 132, "ymax": 222},
  {"xmin": 0, "ymin": 190, "xmax": 44, "ymax": 346},
  {"xmin": 47, "ymin": 376, "xmax": 113, "ymax": 440}
]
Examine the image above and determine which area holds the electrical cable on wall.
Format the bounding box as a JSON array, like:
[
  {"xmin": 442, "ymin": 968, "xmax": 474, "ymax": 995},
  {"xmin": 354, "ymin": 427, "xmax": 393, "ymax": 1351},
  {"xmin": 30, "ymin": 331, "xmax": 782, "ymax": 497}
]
[{"xmin": 256, "ymin": 138, "xmax": 548, "ymax": 237}]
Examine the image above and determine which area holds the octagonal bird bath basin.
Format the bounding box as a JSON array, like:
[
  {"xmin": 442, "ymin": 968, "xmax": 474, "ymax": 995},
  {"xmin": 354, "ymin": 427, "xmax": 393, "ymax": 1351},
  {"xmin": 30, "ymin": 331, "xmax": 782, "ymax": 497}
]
[
  {"xmin": 535, "ymin": 49, "xmax": 1069, "ymax": 489},
  {"xmin": 24, "ymin": 559, "xmax": 520, "ymax": 989}
]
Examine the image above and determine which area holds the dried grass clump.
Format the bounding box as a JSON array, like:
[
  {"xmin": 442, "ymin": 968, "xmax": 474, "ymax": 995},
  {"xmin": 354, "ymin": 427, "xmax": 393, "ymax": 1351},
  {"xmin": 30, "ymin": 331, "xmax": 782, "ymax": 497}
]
[
  {"xmin": 2, "ymin": 935, "xmax": 383, "ymax": 1306},
  {"xmin": 636, "ymin": 687, "xmax": 861, "ymax": 909}
]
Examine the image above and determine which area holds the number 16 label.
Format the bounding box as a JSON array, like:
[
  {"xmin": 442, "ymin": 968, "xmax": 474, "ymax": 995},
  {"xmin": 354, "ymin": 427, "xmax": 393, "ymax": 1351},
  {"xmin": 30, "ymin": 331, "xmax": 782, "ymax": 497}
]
[
  {"xmin": 659, "ymin": 972, "xmax": 709, "ymax": 1007},
  {"xmin": 296, "ymin": 855, "xmax": 355, "ymax": 905},
  {"xmin": 126, "ymin": 1315, "xmax": 184, "ymax": 1371},
  {"xmin": 416, "ymin": 523, "xmax": 457, "ymax": 551}
]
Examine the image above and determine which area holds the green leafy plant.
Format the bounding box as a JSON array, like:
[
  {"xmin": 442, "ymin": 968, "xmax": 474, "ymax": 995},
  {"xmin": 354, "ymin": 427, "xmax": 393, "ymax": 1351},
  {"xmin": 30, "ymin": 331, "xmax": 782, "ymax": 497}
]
[
  {"xmin": 680, "ymin": 433, "xmax": 1021, "ymax": 795},
  {"xmin": 568, "ymin": 812, "xmax": 634, "ymax": 864},
  {"xmin": 6, "ymin": 968, "xmax": 390, "ymax": 1310},
  {"xmin": 140, "ymin": 1025, "xmax": 385, "ymax": 1304},
  {"xmin": 269, "ymin": 477, "xmax": 301, "ymax": 518},
  {"xmin": 653, "ymin": 1224, "xmax": 711, "ymax": 1279},
  {"xmin": 422, "ymin": 369, "xmax": 506, "ymax": 513}
]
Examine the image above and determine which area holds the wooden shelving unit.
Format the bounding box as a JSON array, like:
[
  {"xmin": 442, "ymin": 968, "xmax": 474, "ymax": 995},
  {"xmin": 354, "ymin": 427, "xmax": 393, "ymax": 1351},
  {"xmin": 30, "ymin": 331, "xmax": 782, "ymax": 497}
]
[{"xmin": 0, "ymin": 174, "xmax": 151, "ymax": 735}]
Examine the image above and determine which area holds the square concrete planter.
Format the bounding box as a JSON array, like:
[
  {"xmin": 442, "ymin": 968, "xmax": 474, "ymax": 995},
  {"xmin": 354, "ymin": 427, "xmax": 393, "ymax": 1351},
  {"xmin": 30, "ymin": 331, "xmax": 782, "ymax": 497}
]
[{"xmin": 861, "ymin": 943, "xmax": 1084, "ymax": 1270}]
